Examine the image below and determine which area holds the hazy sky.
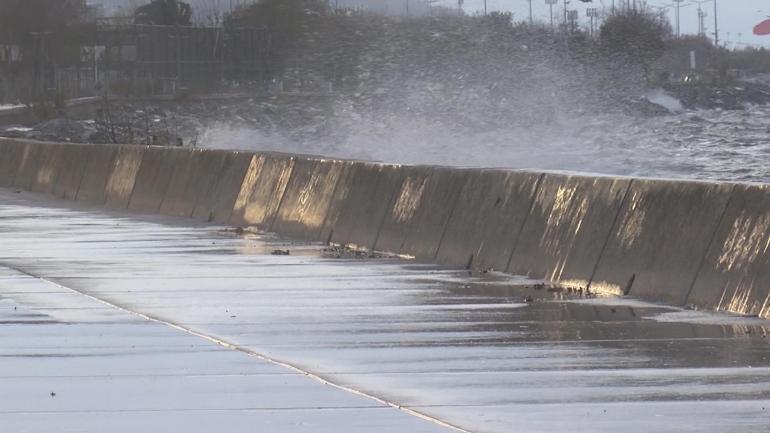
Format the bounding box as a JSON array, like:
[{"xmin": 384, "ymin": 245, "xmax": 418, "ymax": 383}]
[{"xmin": 450, "ymin": 1, "xmax": 770, "ymax": 48}]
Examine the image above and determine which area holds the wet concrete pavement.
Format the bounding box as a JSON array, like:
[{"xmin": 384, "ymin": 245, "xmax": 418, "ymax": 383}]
[{"xmin": 0, "ymin": 188, "xmax": 769, "ymax": 433}]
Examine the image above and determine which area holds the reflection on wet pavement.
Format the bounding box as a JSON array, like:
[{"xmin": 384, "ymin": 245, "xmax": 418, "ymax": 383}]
[{"xmin": 0, "ymin": 189, "xmax": 769, "ymax": 433}]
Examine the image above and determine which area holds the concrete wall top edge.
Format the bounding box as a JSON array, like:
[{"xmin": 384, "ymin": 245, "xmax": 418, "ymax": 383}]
[{"xmin": 0, "ymin": 137, "xmax": 756, "ymax": 189}]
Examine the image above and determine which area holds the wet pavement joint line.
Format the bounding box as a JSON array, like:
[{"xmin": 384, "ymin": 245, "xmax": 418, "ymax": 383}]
[{"xmin": 0, "ymin": 263, "xmax": 473, "ymax": 433}]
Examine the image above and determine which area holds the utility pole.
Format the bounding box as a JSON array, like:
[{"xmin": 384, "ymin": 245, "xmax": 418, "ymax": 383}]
[
  {"xmin": 484, "ymin": 0, "xmax": 487, "ymax": 16},
  {"xmin": 674, "ymin": 0, "xmax": 682, "ymax": 38},
  {"xmin": 546, "ymin": 0, "xmax": 557, "ymax": 29},
  {"xmin": 696, "ymin": 1, "xmax": 708, "ymax": 37},
  {"xmin": 528, "ymin": 0, "xmax": 533, "ymax": 25},
  {"xmin": 713, "ymin": 0, "xmax": 719, "ymax": 47},
  {"xmin": 563, "ymin": 0, "xmax": 568, "ymax": 29},
  {"xmin": 406, "ymin": 0, "xmax": 409, "ymax": 17},
  {"xmin": 587, "ymin": 8, "xmax": 598, "ymax": 38}
]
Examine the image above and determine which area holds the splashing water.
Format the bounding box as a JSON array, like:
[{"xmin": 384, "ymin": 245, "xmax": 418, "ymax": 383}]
[{"xmin": 199, "ymin": 102, "xmax": 770, "ymax": 183}]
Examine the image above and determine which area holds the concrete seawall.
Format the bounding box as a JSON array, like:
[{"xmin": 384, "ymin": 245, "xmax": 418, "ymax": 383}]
[{"xmin": 0, "ymin": 138, "xmax": 767, "ymax": 319}]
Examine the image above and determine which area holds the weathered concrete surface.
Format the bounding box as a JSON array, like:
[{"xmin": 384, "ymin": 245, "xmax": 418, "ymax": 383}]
[
  {"xmin": 160, "ymin": 149, "xmax": 228, "ymax": 218},
  {"xmin": 330, "ymin": 163, "xmax": 405, "ymax": 251},
  {"xmin": 128, "ymin": 147, "xmax": 180, "ymax": 213},
  {"xmin": 688, "ymin": 183, "xmax": 770, "ymax": 318},
  {"xmin": 436, "ymin": 170, "xmax": 541, "ymax": 272},
  {"xmin": 12, "ymin": 140, "xmax": 43, "ymax": 190},
  {"xmin": 377, "ymin": 167, "xmax": 467, "ymax": 261},
  {"xmin": 589, "ymin": 179, "xmax": 734, "ymax": 303},
  {"xmin": 104, "ymin": 145, "xmax": 146, "ymax": 209},
  {"xmin": 508, "ymin": 174, "xmax": 630, "ymax": 288},
  {"xmin": 0, "ymin": 139, "xmax": 19, "ymax": 186},
  {"xmin": 231, "ymin": 154, "xmax": 295, "ymax": 228},
  {"xmin": 272, "ymin": 158, "xmax": 347, "ymax": 240},
  {"xmin": 316, "ymin": 161, "xmax": 357, "ymax": 244},
  {"xmin": 52, "ymin": 144, "xmax": 90, "ymax": 200},
  {"xmin": 1, "ymin": 189, "xmax": 769, "ymax": 433},
  {"xmin": 30, "ymin": 143, "xmax": 65, "ymax": 194},
  {"xmin": 76, "ymin": 145, "xmax": 118, "ymax": 204},
  {"xmin": 196, "ymin": 151, "xmax": 252, "ymax": 223},
  {"xmin": 190, "ymin": 150, "xmax": 231, "ymax": 221},
  {"xmin": 158, "ymin": 149, "xmax": 197, "ymax": 216}
]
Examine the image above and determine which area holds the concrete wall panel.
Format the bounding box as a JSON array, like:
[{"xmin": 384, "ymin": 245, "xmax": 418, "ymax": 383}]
[
  {"xmin": 589, "ymin": 179, "xmax": 734, "ymax": 304},
  {"xmin": 231, "ymin": 154, "xmax": 295, "ymax": 228},
  {"xmin": 158, "ymin": 150, "xmax": 196, "ymax": 216},
  {"xmin": 128, "ymin": 147, "xmax": 181, "ymax": 214},
  {"xmin": 437, "ymin": 170, "xmax": 542, "ymax": 272},
  {"xmin": 688, "ymin": 184, "xmax": 770, "ymax": 318},
  {"xmin": 376, "ymin": 167, "xmax": 468, "ymax": 261},
  {"xmin": 0, "ymin": 139, "xmax": 25, "ymax": 187},
  {"xmin": 76, "ymin": 145, "xmax": 119, "ymax": 204},
  {"xmin": 13, "ymin": 141, "xmax": 44, "ymax": 190},
  {"xmin": 160, "ymin": 149, "xmax": 226, "ymax": 218},
  {"xmin": 198, "ymin": 152, "xmax": 253, "ymax": 223},
  {"xmin": 330, "ymin": 163, "xmax": 405, "ymax": 251},
  {"xmin": 105, "ymin": 145, "xmax": 147, "ymax": 209},
  {"xmin": 272, "ymin": 158, "xmax": 347, "ymax": 240},
  {"xmin": 317, "ymin": 161, "xmax": 356, "ymax": 244},
  {"xmin": 31, "ymin": 143, "xmax": 65, "ymax": 194},
  {"xmin": 507, "ymin": 174, "xmax": 631, "ymax": 289},
  {"xmin": 53, "ymin": 145, "xmax": 90, "ymax": 201},
  {"xmin": 189, "ymin": 150, "xmax": 229, "ymax": 221}
]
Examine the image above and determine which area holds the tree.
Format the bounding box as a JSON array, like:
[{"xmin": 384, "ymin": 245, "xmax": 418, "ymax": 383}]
[
  {"xmin": 223, "ymin": 0, "xmax": 330, "ymax": 79},
  {"xmin": 134, "ymin": 0, "xmax": 193, "ymax": 26},
  {"xmin": 0, "ymin": 0, "xmax": 88, "ymax": 42},
  {"xmin": 599, "ymin": 8, "xmax": 672, "ymax": 75}
]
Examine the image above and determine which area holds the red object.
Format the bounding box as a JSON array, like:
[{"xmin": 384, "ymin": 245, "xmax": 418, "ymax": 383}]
[{"xmin": 754, "ymin": 19, "xmax": 770, "ymax": 35}]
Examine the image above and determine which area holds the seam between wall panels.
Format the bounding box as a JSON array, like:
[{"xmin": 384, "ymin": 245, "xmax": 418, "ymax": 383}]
[
  {"xmin": 267, "ymin": 158, "xmax": 296, "ymax": 232},
  {"xmin": 504, "ymin": 173, "xmax": 546, "ymax": 273},
  {"xmin": 73, "ymin": 147, "xmax": 95, "ymax": 202},
  {"xmin": 587, "ymin": 179, "xmax": 634, "ymax": 290},
  {"xmin": 10, "ymin": 143, "xmax": 26, "ymax": 188},
  {"xmin": 214, "ymin": 153, "xmax": 237, "ymax": 219},
  {"xmin": 316, "ymin": 162, "xmax": 346, "ymax": 242},
  {"xmin": 99, "ymin": 148, "xmax": 120, "ymax": 206},
  {"xmin": 682, "ymin": 183, "xmax": 737, "ymax": 306},
  {"xmin": 189, "ymin": 150, "xmax": 219, "ymax": 219},
  {"xmin": 125, "ymin": 146, "xmax": 149, "ymax": 211},
  {"xmin": 223, "ymin": 153, "xmax": 254, "ymax": 224},
  {"xmin": 49, "ymin": 147, "xmax": 65, "ymax": 195},
  {"xmin": 400, "ymin": 167, "xmax": 440, "ymax": 257},
  {"xmin": 187, "ymin": 150, "xmax": 205, "ymax": 218},
  {"xmin": 403, "ymin": 169, "xmax": 438, "ymax": 257},
  {"xmin": 205, "ymin": 152, "xmax": 234, "ymax": 220},
  {"xmin": 371, "ymin": 167, "xmax": 403, "ymax": 253},
  {"xmin": 156, "ymin": 150, "xmax": 179, "ymax": 214},
  {"xmin": 14, "ymin": 143, "xmax": 41, "ymax": 191},
  {"xmin": 433, "ymin": 171, "xmax": 469, "ymax": 262}
]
